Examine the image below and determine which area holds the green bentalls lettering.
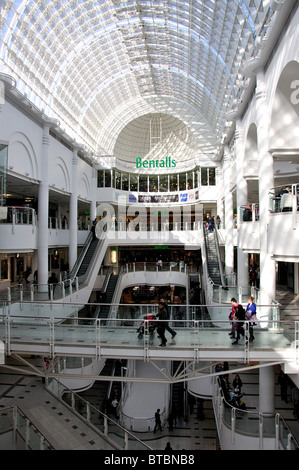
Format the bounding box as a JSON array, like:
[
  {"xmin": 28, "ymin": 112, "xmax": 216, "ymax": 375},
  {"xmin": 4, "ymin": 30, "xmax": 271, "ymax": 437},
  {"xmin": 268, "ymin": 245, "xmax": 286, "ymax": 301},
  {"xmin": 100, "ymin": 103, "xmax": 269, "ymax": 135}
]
[{"xmin": 136, "ymin": 157, "xmax": 176, "ymax": 168}]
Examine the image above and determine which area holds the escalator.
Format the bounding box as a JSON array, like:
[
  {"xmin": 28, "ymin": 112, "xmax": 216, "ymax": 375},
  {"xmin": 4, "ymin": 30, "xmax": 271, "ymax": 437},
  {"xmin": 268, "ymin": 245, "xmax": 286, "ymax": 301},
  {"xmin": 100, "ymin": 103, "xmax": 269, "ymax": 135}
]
[
  {"xmin": 171, "ymin": 361, "xmax": 186, "ymax": 423},
  {"xmin": 76, "ymin": 238, "xmax": 99, "ymax": 279},
  {"xmin": 68, "ymin": 232, "xmax": 100, "ymax": 285},
  {"xmin": 78, "ymin": 358, "xmax": 124, "ymax": 418},
  {"xmin": 203, "ymin": 224, "xmax": 225, "ymax": 286},
  {"xmin": 96, "ymin": 273, "xmax": 119, "ymax": 320}
]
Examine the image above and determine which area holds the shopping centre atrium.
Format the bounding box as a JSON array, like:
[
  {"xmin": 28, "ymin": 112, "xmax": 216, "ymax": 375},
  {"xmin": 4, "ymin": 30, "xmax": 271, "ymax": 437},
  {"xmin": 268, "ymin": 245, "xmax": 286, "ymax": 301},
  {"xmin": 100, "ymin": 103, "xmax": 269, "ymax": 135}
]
[{"xmin": 0, "ymin": 0, "xmax": 299, "ymax": 451}]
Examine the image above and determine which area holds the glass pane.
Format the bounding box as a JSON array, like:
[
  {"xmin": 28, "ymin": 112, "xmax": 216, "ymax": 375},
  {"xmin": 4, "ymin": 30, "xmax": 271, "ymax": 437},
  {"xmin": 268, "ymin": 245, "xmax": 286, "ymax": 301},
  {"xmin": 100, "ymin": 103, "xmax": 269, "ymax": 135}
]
[
  {"xmin": 170, "ymin": 174, "xmax": 178, "ymax": 191},
  {"xmin": 159, "ymin": 175, "xmax": 168, "ymax": 192},
  {"xmin": 209, "ymin": 168, "xmax": 216, "ymax": 185},
  {"xmin": 187, "ymin": 171, "xmax": 193, "ymax": 189},
  {"xmin": 201, "ymin": 168, "xmax": 208, "ymax": 186},
  {"xmin": 139, "ymin": 175, "xmax": 148, "ymax": 192},
  {"xmin": 105, "ymin": 170, "xmax": 111, "ymax": 188},
  {"xmin": 179, "ymin": 172, "xmax": 186, "ymax": 191},
  {"xmin": 122, "ymin": 173, "xmax": 128, "ymax": 191},
  {"xmin": 194, "ymin": 170, "xmax": 198, "ymax": 188},
  {"xmin": 130, "ymin": 174, "xmax": 138, "ymax": 192},
  {"xmin": 149, "ymin": 175, "xmax": 158, "ymax": 192},
  {"xmin": 115, "ymin": 171, "xmax": 121, "ymax": 190},
  {"xmin": 97, "ymin": 170, "xmax": 104, "ymax": 188}
]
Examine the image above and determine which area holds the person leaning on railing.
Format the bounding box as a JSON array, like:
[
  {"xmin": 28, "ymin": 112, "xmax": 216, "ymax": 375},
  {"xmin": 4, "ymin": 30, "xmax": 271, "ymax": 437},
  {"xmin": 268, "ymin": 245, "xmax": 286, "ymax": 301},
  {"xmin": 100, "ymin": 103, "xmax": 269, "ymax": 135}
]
[
  {"xmin": 280, "ymin": 187, "xmax": 295, "ymax": 212},
  {"xmin": 243, "ymin": 203, "xmax": 252, "ymax": 221}
]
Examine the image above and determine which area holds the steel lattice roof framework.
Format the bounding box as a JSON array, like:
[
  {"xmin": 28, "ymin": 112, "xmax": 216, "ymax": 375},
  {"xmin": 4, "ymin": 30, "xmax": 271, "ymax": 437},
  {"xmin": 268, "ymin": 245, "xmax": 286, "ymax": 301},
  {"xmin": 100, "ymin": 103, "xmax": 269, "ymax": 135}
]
[{"xmin": 0, "ymin": 0, "xmax": 274, "ymax": 163}]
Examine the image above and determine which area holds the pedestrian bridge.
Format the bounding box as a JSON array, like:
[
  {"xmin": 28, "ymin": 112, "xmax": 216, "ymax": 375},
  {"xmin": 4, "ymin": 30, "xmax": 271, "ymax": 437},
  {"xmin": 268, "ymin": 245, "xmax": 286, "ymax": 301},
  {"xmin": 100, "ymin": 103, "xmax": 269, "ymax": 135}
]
[{"xmin": 0, "ymin": 302, "xmax": 298, "ymax": 369}]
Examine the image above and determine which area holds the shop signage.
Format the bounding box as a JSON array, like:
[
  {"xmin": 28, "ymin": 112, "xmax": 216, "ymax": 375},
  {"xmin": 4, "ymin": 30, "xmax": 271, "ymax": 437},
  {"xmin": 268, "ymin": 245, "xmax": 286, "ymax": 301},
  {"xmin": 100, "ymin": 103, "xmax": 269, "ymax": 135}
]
[{"xmin": 136, "ymin": 157, "xmax": 176, "ymax": 168}]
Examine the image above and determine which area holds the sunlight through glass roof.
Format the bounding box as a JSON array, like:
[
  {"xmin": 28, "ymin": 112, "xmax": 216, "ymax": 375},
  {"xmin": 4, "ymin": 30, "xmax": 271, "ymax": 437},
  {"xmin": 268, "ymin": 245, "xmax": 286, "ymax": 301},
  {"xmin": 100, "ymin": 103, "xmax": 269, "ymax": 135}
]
[{"xmin": 0, "ymin": 0, "xmax": 273, "ymax": 163}]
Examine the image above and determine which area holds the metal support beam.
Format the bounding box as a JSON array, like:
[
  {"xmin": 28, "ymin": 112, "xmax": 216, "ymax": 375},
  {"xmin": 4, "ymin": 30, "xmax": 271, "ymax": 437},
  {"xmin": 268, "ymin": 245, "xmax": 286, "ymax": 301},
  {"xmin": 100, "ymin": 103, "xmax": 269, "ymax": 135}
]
[{"xmin": 0, "ymin": 358, "xmax": 284, "ymax": 385}]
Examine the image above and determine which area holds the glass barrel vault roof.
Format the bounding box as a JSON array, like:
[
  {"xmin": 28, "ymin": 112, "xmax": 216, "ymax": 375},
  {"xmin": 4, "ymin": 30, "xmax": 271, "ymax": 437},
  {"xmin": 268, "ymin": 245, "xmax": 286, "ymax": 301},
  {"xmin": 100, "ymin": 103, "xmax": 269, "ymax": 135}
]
[{"xmin": 0, "ymin": 0, "xmax": 273, "ymax": 162}]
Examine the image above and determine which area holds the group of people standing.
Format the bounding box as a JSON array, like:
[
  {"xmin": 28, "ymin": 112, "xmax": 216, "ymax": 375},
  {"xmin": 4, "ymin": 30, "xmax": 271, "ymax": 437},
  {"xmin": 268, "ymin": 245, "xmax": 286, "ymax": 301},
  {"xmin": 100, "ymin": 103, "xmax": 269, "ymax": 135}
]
[
  {"xmin": 205, "ymin": 214, "xmax": 221, "ymax": 233},
  {"xmin": 229, "ymin": 296, "xmax": 257, "ymax": 345}
]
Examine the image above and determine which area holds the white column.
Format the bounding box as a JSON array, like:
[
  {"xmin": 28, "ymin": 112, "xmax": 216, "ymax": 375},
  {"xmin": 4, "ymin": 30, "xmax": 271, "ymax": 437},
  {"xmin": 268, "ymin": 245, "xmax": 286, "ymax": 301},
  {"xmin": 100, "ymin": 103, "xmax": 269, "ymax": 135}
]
[
  {"xmin": 259, "ymin": 364, "xmax": 275, "ymax": 414},
  {"xmin": 256, "ymin": 70, "xmax": 276, "ymax": 312},
  {"xmin": 216, "ymin": 168, "xmax": 224, "ymax": 227},
  {"xmin": 90, "ymin": 166, "xmax": 97, "ymax": 222},
  {"xmin": 37, "ymin": 124, "xmax": 50, "ymax": 292},
  {"xmin": 223, "ymin": 146, "xmax": 234, "ymax": 275},
  {"xmin": 235, "ymin": 119, "xmax": 248, "ymax": 287},
  {"xmin": 294, "ymin": 263, "xmax": 299, "ymax": 295},
  {"xmin": 69, "ymin": 148, "xmax": 78, "ymax": 271}
]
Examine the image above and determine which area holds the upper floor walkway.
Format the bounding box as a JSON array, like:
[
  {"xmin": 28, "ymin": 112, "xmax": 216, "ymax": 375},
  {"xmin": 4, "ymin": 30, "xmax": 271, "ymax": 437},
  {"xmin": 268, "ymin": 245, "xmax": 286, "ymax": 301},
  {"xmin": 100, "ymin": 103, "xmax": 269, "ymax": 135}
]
[{"xmin": 0, "ymin": 302, "xmax": 298, "ymax": 370}]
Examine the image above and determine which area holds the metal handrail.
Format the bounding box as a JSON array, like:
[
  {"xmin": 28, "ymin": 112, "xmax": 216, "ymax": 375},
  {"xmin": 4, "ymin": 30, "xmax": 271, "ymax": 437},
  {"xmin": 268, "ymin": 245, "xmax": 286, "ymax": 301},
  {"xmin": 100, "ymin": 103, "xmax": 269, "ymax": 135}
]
[
  {"xmin": 68, "ymin": 231, "xmax": 93, "ymax": 280},
  {"xmin": 216, "ymin": 376, "xmax": 299, "ymax": 450},
  {"xmin": 214, "ymin": 226, "xmax": 226, "ymax": 286},
  {"xmin": 0, "ymin": 405, "xmax": 53, "ymax": 450},
  {"xmin": 46, "ymin": 377, "xmax": 153, "ymax": 450}
]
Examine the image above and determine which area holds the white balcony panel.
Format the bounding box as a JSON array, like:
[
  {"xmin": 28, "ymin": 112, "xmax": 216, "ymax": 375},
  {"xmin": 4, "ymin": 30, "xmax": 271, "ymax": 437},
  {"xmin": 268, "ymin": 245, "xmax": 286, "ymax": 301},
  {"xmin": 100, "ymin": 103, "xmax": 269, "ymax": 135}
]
[
  {"xmin": 48, "ymin": 228, "xmax": 70, "ymax": 248},
  {"xmin": 0, "ymin": 225, "xmax": 89, "ymax": 252},
  {"xmin": 268, "ymin": 213, "xmax": 299, "ymax": 260},
  {"xmin": 237, "ymin": 221, "xmax": 260, "ymax": 252},
  {"xmin": 48, "ymin": 229, "xmax": 88, "ymax": 248},
  {"xmin": 0, "ymin": 224, "xmax": 37, "ymax": 252}
]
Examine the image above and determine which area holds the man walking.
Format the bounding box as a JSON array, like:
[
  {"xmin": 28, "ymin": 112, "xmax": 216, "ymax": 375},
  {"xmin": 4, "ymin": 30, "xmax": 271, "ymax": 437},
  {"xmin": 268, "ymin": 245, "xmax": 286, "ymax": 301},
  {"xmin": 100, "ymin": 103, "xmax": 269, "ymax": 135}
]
[
  {"xmin": 160, "ymin": 297, "xmax": 177, "ymax": 340},
  {"xmin": 155, "ymin": 302, "xmax": 168, "ymax": 346},
  {"xmin": 154, "ymin": 408, "xmax": 162, "ymax": 432}
]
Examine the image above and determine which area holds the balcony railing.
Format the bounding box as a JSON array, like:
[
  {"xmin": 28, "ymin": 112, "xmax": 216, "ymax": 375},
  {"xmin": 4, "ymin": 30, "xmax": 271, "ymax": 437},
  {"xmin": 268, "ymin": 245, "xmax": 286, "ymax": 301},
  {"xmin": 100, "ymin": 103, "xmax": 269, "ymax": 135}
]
[
  {"xmin": 214, "ymin": 376, "xmax": 299, "ymax": 450},
  {"xmin": 0, "ymin": 261, "xmax": 194, "ymax": 304},
  {"xmin": 269, "ymin": 184, "xmax": 299, "ymax": 214},
  {"xmin": 0, "ymin": 406, "xmax": 53, "ymax": 450},
  {"xmin": 0, "ymin": 206, "xmax": 36, "ymax": 226},
  {"xmin": 239, "ymin": 203, "xmax": 259, "ymax": 223},
  {"xmin": 46, "ymin": 377, "xmax": 152, "ymax": 450}
]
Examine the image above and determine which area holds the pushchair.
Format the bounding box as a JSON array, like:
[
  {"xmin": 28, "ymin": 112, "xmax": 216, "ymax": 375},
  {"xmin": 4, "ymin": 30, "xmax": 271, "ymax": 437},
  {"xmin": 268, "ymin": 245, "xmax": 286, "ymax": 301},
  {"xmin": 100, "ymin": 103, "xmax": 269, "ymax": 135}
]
[
  {"xmin": 230, "ymin": 392, "xmax": 246, "ymax": 411},
  {"xmin": 137, "ymin": 314, "xmax": 156, "ymax": 339}
]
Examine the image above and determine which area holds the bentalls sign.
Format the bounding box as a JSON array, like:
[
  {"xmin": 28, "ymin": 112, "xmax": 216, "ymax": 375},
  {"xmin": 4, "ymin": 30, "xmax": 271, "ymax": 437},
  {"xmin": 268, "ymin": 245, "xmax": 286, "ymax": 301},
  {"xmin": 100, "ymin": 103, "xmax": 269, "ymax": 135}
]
[{"xmin": 136, "ymin": 157, "xmax": 176, "ymax": 168}]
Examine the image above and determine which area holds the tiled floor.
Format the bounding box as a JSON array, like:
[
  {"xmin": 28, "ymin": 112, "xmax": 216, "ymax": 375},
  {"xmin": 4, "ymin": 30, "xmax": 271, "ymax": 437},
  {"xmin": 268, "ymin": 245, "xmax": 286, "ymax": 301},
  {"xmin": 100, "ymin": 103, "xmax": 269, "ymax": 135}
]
[
  {"xmin": 0, "ymin": 373, "xmax": 115, "ymax": 450},
  {"xmin": 0, "ymin": 370, "xmax": 218, "ymax": 451},
  {"xmin": 2, "ymin": 364, "xmax": 298, "ymax": 451},
  {"xmin": 1, "ymin": 359, "xmax": 299, "ymax": 450}
]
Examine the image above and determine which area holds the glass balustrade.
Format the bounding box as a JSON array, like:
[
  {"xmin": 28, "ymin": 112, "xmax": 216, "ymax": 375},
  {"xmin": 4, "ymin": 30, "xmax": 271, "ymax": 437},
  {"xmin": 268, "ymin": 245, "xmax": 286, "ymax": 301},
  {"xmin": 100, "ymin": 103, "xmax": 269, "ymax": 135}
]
[
  {"xmin": 0, "ymin": 406, "xmax": 53, "ymax": 450},
  {"xmin": 239, "ymin": 203, "xmax": 259, "ymax": 223},
  {"xmin": 269, "ymin": 184, "xmax": 299, "ymax": 214},
  {"xmin": 1, "ymin": 270, "xmax": 262, "ymax": 306},
  {"xmin": 0, "ymin": 206, "xmax": 37, "ymax": 225},
  {"xmin": 46, "ymin": 377, "xmax": 152, "ymax": 450},
  {"xmin": 0, "ymin": 302, "xmax": 298, "ymax": 449},
  {"xmin": 0, "ymin": 305, "xmax": 297, "ymax": 362},
  {"xmin": 214, "ymin": 377, "xmax": 299, "ymax": 450},
  {"xmin": 0, "ymin": 207, "xmax": 71, "ymax": 230}
]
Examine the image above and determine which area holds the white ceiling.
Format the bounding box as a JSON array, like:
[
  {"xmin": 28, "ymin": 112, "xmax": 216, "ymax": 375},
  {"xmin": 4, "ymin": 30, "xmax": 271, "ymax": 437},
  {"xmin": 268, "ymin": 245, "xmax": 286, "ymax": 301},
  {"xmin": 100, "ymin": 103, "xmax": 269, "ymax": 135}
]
[{"xmin": 0, "ymin": 0, "xmax": 276, "ymax": 163}]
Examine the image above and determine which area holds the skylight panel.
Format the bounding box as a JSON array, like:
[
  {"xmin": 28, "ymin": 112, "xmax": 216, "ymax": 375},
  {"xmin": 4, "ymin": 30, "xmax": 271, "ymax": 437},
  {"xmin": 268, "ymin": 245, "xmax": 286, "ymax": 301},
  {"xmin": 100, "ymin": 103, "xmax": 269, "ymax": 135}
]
[{"xmin": 0, "ymin": 0, "xmax": 271, "ymax": 155}]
